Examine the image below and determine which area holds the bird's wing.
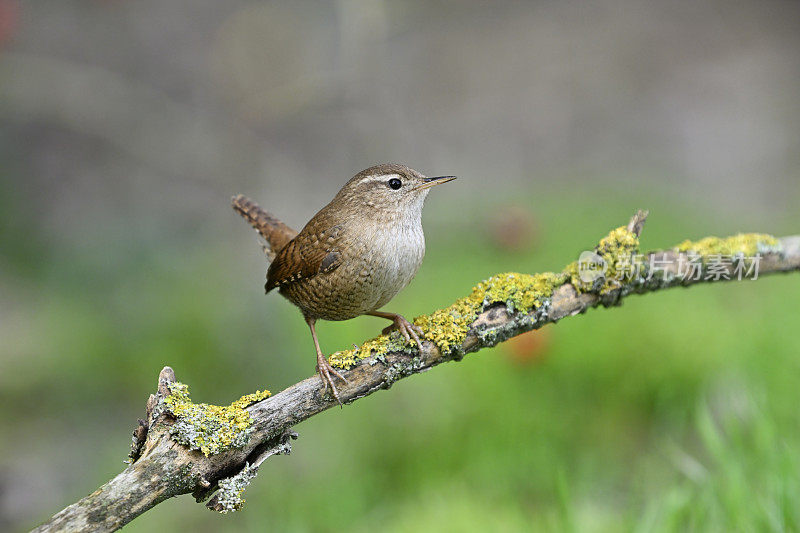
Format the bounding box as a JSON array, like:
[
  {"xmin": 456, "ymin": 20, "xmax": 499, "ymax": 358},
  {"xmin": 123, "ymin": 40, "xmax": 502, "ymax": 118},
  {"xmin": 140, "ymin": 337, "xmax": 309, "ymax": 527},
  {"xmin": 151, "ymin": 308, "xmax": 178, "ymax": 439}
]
[{"xmin": 265, "ymin": 221, "xmax": 344, "ymax": 292}]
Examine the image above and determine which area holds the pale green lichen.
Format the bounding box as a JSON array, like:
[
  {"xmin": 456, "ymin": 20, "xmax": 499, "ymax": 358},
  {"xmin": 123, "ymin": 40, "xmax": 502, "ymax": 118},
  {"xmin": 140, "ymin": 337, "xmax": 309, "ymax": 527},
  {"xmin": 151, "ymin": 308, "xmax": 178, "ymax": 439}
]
[
  {"xmin": 329, "ymin": 271, "xmax": 567, "ymax": 368},
  {"xmin": 212, "ymin": 463, "xmax": 259, "ymax": 514},
  {"xmin": 675, "ymin": 233, "xmax": 779, "ymax": 259},
  {"xmin": 164, "ymin": 383, "xmax": 271, "ymax": 456},
  {"xmin": 162, "ymin": 461, "xmax": 196, "ymax": 493}
]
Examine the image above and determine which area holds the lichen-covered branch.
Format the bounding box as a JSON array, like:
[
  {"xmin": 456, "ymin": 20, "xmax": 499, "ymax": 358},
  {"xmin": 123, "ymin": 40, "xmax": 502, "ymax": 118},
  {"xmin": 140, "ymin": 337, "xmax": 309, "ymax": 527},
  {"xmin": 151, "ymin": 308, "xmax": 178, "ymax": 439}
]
[{"xmin": 34, "ymin": 211, "xmax": 800, "ymax": 532}]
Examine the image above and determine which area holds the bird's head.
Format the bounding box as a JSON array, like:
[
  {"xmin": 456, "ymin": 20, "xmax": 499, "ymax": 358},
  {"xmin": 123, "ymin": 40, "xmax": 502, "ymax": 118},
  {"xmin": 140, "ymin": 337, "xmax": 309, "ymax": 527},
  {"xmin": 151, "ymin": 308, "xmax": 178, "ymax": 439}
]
[{"xmin": 334, "ymin": 163, "xmax": 456, "ymax": 222}]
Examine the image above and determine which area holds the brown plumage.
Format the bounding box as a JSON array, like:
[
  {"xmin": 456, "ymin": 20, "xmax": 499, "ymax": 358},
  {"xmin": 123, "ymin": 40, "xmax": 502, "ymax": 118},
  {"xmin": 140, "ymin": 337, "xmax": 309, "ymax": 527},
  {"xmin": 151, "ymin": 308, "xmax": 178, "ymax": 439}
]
[
  {"xmin": 231, "ymin": 194, "xmax": 297, "ymax": 261},
  {"xmin": 232, "ymin": 163, "xmax": 455, "ymax": 404}
]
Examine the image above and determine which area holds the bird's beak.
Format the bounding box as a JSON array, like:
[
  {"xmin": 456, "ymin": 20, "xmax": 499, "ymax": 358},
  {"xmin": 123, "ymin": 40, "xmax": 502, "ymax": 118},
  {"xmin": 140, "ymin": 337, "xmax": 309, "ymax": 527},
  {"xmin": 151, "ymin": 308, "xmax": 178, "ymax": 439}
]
[{"xmin": 417, "ymin": 175, "xmax": 457, "ymax": 191}]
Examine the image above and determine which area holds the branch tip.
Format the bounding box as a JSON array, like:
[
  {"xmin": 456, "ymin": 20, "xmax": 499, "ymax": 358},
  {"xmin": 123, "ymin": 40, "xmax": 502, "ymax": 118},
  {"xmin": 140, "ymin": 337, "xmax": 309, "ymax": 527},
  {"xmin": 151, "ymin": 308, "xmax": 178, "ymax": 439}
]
[
  {"xmin": 627, "ymin": 209, "xmax": 649, "ymax": 237},
  {"xmin": 157, "ymin": 366, "xmax": 176, "ymax": 396}
]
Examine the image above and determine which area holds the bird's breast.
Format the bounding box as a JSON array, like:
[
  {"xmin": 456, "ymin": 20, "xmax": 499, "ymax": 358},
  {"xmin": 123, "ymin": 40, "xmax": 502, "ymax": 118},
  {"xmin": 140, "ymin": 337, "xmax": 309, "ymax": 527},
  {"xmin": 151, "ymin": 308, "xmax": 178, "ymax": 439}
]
[{"xmin": 358, "ymin": 221, "xmax": 425, "ymax": 308}]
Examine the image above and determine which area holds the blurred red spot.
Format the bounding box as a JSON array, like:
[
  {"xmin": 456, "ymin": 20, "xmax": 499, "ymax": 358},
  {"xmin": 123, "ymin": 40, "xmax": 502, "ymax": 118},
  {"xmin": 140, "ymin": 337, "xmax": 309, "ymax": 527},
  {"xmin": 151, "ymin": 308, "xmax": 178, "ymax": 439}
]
[
  {"xmin": 488, "ymin": 206, "xmax": 540, "ymax": 253},
  {"xmin": 504, "ymin": 328, "xmax": 550, "ymax": 366},
  {"xmin": 0, "ymin": 0, "xmax": 18, "ymax": 48}
]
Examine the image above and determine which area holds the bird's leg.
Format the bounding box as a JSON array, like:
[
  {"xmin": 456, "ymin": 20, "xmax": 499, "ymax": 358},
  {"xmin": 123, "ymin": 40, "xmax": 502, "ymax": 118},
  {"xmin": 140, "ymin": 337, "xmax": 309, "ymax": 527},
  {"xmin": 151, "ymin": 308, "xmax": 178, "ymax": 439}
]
[
  {"xmin": 306, "ymin": 317, "xmax": 348, "ymax": 405},
  {"xmin": 367, "ymin": 311, "xmax": 425, "ymax": 351}
]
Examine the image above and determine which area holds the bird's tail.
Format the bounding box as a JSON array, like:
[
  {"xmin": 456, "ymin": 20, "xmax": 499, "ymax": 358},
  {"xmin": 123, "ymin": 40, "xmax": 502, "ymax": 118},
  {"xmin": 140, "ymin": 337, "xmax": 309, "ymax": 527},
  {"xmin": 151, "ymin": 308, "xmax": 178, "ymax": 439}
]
[{"xmin": 231, "ymin": 194, "xmax": 298, "ymax": 261}]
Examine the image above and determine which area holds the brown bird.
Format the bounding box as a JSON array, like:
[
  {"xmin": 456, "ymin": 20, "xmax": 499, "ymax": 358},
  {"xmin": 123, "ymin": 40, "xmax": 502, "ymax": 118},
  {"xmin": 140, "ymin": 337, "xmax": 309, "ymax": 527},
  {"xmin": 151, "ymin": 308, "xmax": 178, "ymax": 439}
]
[{"xmin": 232, "ymin": 163, "xmax": 456, "ymax": 404}]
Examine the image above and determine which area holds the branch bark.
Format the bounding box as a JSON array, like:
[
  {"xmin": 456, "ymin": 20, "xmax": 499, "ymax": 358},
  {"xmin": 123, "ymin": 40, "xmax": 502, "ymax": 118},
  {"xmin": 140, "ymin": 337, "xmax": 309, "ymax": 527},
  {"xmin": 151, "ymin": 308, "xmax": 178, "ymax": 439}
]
[{"xmin": 34, "ymin": 212, "xmax": 800, "ymax": 532}]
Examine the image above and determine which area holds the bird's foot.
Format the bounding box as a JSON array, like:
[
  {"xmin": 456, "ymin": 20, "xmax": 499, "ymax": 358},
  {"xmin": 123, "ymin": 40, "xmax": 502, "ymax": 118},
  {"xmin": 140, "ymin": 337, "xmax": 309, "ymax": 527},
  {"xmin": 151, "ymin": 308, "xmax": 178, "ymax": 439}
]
[
  {"xmin": 381, "ymin": 314, "xmax": 425, "ymax": 351},
  {"xmin": 316, "ymin": 352, "xmax": 349, "ymax": 406}
]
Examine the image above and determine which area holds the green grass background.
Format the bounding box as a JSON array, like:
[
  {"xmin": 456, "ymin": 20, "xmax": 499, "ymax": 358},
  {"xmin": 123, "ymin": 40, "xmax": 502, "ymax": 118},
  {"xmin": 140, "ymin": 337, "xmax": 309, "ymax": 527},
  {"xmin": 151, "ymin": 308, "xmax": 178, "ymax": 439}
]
[{"xmin": 3, "ymin": 181, "xmax": 799, "ymax": 532}]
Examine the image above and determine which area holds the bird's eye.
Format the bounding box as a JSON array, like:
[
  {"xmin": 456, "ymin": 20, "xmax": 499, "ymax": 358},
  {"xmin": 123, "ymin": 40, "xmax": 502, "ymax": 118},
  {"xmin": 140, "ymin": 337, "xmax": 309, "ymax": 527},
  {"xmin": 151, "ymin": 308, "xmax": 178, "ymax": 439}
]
[{"xmin": 388, "ymin": 178, "xmax": 402, "ymax": 190}]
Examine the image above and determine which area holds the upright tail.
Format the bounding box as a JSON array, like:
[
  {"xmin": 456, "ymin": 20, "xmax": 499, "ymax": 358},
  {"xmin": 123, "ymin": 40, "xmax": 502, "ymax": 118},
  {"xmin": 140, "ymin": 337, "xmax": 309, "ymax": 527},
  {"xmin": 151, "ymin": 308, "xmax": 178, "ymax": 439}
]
[{"xmin": 231, "ymin": 194, "xmax": 298, "ymax": 261}]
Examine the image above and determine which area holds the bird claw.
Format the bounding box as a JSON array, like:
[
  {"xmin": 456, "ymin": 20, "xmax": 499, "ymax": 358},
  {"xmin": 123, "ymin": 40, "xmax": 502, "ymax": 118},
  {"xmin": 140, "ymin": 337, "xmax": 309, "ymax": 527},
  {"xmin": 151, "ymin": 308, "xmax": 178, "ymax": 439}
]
[
  {"xmin": 382, "ymin": 315, "xmax": 425, "ymax": 351},
  {"xmin": 316, "ymin": 355, "xmax": 349, "ymax": 406}
]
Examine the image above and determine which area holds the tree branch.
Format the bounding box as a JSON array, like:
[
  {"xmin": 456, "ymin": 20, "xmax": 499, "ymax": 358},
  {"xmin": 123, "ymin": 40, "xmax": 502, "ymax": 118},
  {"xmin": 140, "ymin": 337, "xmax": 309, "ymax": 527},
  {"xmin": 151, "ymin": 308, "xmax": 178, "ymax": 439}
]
[{"xmin": 34, "ymin": 211, "xmax": 800, "ymax": 532}]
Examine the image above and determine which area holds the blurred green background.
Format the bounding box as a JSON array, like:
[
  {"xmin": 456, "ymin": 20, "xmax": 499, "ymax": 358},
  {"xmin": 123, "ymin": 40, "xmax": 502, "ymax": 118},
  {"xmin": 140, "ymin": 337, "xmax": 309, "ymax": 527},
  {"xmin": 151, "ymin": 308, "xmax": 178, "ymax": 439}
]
[{"xmin": 2, "ymin": 1, "xmax": 800, "ymax": 532}]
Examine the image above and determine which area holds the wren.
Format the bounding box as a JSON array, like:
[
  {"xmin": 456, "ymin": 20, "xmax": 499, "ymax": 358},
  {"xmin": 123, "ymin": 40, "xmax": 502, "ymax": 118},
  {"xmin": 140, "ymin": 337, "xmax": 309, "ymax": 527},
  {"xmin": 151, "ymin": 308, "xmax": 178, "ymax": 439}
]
[{"xmin": 232, "ymin": 163, "xmax": 456, "ymax": 404}]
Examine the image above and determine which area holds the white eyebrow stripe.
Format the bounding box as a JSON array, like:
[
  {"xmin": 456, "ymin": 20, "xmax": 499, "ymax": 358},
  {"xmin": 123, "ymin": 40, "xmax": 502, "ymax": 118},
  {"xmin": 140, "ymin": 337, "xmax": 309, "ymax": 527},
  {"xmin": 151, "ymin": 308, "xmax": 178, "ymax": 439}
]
[{"xmin": 358, "ymin": 173, "xmax": 401, "ymax": 185}]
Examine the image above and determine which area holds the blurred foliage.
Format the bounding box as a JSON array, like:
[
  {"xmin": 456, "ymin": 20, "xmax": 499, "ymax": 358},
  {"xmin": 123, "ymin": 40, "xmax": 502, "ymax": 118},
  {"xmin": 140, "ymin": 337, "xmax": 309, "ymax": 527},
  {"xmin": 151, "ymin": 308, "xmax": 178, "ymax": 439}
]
[{"xmin": 3, "ymin": 184, "xmax": 799, "ymax": 531}]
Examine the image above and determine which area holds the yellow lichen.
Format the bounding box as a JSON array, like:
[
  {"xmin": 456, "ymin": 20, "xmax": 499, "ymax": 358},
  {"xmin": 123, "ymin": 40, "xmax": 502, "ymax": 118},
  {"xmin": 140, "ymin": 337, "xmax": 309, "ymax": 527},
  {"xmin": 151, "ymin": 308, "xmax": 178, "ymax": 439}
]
[
  {"xmin": 329, "ymin": 271, "xmax": 567, "ymax": 367},
  {"xmin": 332, "ymin": 227, "xmax": 779, "ymax": 369},
  {"xmin": 414, "ymin": 294, "xmax": 482, "ymax": 354},
  {"xmin": 164, "ymin": 383, "xmax": 271, "ymax": 456},
  {"xmin": 566, "ymin": 225, "xmax": 641, "ymax": 294},
  {"xmin": 475, "ymin": 271, "xmax": 568, "ymax": 312},
  {"xmin": 330, "ymin": 334, "xmax": 392, "ymax": 369},
  {"xmin": 675, "ymin": 233, "xmax": 779, "ymax": 258},
  {"xmin": 329, "ymin": 324, "xmax": 421, "ymax": 369},
  {"xmin": 229, "ymin": 390, "xmax": 274, "ymax": 410},
  {"xmin": 598, "ymin": 226, "xmax": 639, "ymax": 252},
  {"xmin": 328, "ymin": 347, "xmax": 361, "ymax": 369}
]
